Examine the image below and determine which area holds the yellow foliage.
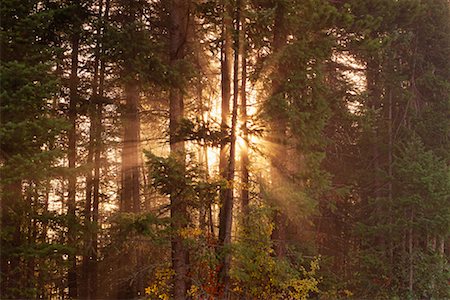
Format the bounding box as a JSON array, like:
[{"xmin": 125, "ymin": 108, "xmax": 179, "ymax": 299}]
[
  {"xmin": 344, "ymin": 289, "xmax": 353, "ymax": 297},
  {"xmin": 281, "ymin": 257, "xmax": 321, "ymax": 299},
  {"xmin": 179, "ymin": 227, "xmax": 202, "ymax": 239},
  {"xmin": 144, "ymin": 268, "xmax": 174, "ymax": 300},
  {"xmin": 232, "ymin": 254, "xmax": 322, "ymax": 299},
  {"xmin": 187, "ymin": 284, "xmax": 199, "ymax": 298}
]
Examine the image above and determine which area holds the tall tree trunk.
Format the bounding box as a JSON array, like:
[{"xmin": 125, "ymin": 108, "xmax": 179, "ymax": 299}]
[
  {"xmin": 0, "ymin": 181, "xmax": 22, "ymax": 297},
  {"xmin": 118, "ymin": 78, "xmax": 141, "ymax": 299},
  {"xmin": 82, "ymin": 2, "xmax": 109, "ymax": 297},
  {"xmin": 27, "ymin": 184, "xmax": 38, "ymax": 295},
  {"xmin": 217, "ymin": 3, "xmax": 232, "ymax": 280},
  {"xmin": 218, "ymin": 1, "xmax": 241, "ymax": 297},
  {"xmin": 121, "ymin": 79, "xmax": 141, "ymax": 213},
  {"xmin": 408, "ymin": 209, "xmax": 414, "ymax": 294},
  {"xmin": 269, "ymin": 1, "xmax": 288, "ymax": 258},
  {"xmin": 217, "ymin": 0, "xmax": 233, "ymax": 285},
  {"xmin": 81, "ymin": 2, "xmax": 102, "ymax": 298},
  {"xmin": 91, "ymin": 75, "xmax": 103, "ymax": 300},
  {"xmin": 92, "ymin": 2, "xmax": 109, "ymax": 298},
  {"xmin": 83, "ymin": 111, "xmax": 94, "ymax": 300},
  {"xmin": 115, "ymin": 4, "xmax": 143, "ymax": 298},
  {"xmin": 240, "ymin": 0, "xmax": 249, "ymax": 218},
  {"xmin": 366, "ymin": 57, "xmax": 385, "ymax": 253},
  {"xmin": 198, "ymin": 84, "xmax": 208, "ymax": 232},
  {"xmin": 219, "ymin": 0, "xmax": 233, "ymax": 205},
  {"xmin": 169, "ymin": 1, "xmax": 190, "ymax": 299},
  {"xmin": 387, "ymin": 89, "xmax": 394, "ymax": 266},
  {"xmin": 67, "ymin": 30, "xmax": 79, "ymax": 299},
  {"xmin": 366, "ymin": 58, "xmax": 382, "ymax": 200},
  {"xmin": 196, "ymin": 70, "xmax": 215, "ymax": 235}
]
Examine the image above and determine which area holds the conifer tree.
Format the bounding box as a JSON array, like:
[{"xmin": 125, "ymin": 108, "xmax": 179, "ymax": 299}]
[
  {"xmin": 1, "ymin": 1, "xmax": 69, "ymax": 297},
  {"xmin": 168, "ymin": 0, "xmax": 191, "ymax": 298}
]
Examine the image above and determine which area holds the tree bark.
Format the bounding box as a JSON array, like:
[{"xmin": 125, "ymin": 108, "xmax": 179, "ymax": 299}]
[
  {"xmin": 219, "ymin": 0, "xmax": 233, "ymax": 204},
  {"xmin": 121, "ymin": 79, "xmax": 141, "ymax": 213},
  {"xmin": 116, "ymin": 4, "xmax": 143, "ymax": 298},
  {"xmin": 269, "ymin": 1, "xmax": 288, "ymax": 258},
  {"xmin": 92, "ymin": 3, "xmax": 109, "ymax": 298},
  {"xmin": 240, "ymin": 0, "xmax": 249, "ymax": 218},
  {"xmin": 218, "ymin": 5, "xmax": 232, "ymax": 282},
  {"xmin": 387, "ymin": 89, "xmax": 394, "ymax": 266},
  {"xmin": 217, "ymin": 0, "xmax": 233, "ymax": 283},
  {"xmin": 81, "ymin": 2, "xmax": 104, "ymax": 298},
  {"xmin": 408, "ymin": 209, "xmax": 414, "ymax": 294},
  {"xmin": 0, "ymin": 181, "xmax": 22, "ymax": 297},
  {"xmin": 366, "ymin": 58, "xmax": 382, "ymax": 201},
  {"xmin": 118, "ymin": 77, "xmax": 141, "ymax": 299},
  {"xmin": 169, "ymin": 1, "xmax": 190, "ymax": 299},
  {"xmin": 218, "ymin": 1, "xmax": 241, "ymax": 297},
  {"xmin": 68, "ymin": 30, "xmax": 79, "ymax": 299}
]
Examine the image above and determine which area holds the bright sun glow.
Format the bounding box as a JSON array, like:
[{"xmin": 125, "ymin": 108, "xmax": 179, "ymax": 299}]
[{"xmin": 201, "ymin": 86, "xmax": 270, "ymax": 177}]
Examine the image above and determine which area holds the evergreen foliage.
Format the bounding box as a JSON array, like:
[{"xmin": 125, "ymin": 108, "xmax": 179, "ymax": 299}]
[{"xmin": 1, "ymin": 0, "xmax": 448, "ymax": 299}]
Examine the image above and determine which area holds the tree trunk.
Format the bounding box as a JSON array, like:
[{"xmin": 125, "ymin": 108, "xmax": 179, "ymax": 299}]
[
  {"xmin": 219, "ymin": 0, "xmax": 233, "ymax": 204},
  {"xmin": 269, "ymin": 1, "xmax": 288, "ymax": 258},
  {"xmin": 92, "ymin": 2, "xmax": 109, "ymax": 298},
  {"xmin": 0, "ymin": 181, "xmax": 22, "ymax": 297},
  {"xmin": 408, "ymin": 209, "xmax": 414, "ymax": 294},
  {"xmin": 217, "ymin": 0, "xmax": 232, "ymax": 288},
  {"xmin": 81, "ymin": 2, "xmax": 103, "ymax": 298},
  {"xmin": 121, "ymin": 79, "xmax": 141, "ymax": 213},
  {"xmin": 169, "ymin": 1, "xmax": 190, "ymax": 299},
  {"xmin": 197, "ymin": 84, "xmax": 208, "ymax": 232},
  {"xmin": 218, "ymin": 1, "xmax": 241, "ymax": 297},
  {"xmin": 117, "ymin": 77, "xmax": 141, "ymax": 299},
  {"xmin": 240, "ymin": 1, "xmax": 249, "ymax": 218},
  {"xmin": 68, "ymin": 30, "xmax": 79, "ymax": 299},
  {"xmin": 388, "ymin": 89, "xmax": 394, "ymax": 266},
  {"xmin": 366, "ymin": 58, "xmax": 382, "ymax": 201},
  {"xmin": 116, "ymin": 4, "xmax": 143, "ymax": 298},
  {"xmin": 91, "ymin": 95, "xmax": 101, "ymax": 300}
]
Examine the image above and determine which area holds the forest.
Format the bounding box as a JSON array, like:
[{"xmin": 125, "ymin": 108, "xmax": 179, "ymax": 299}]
[{"xmin": 1, "ymin": 0, "xmax": 449, "ymax": 299}]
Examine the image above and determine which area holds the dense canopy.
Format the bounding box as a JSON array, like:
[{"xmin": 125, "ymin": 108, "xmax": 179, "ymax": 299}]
[{"xmin": 1, "ymin": 0, "xmax": 449, "ymax": 299}]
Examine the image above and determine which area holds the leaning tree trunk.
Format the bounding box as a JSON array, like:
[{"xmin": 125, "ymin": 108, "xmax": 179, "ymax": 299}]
[{"xmin": 169, "ymin": 1, "xmax": 190, "ymax": 299}]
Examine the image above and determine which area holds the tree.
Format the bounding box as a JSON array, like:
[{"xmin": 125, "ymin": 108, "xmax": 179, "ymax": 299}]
[
  {"xmin": 1, "ymin": 0, "xmax": 448, "ymax": 298},
  {"xmin": 0, "ymin": 1, "xmax": 68, "ymax": 297},
  {"xmin": 168, "ymin": 0, "xmax": 191, "ymax": 298},
  {"xmin": 81, "ymin": 1, "xmax": 110, "ymax": 298}
]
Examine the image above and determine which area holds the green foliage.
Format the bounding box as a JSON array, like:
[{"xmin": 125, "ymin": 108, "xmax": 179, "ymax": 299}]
[
  {"xmin": 231, "ymin": 207, "xmax": 321, "ymax": 299},
  {"xmin": 261, "ymin": 180, "xmax": 316, "ymax": 222},
  {"xmin": 1, "ymin": 0, "xmax": 448, "ymax": 298},
  {"xmin": 111, "ymin": 212, "xmax": 169, "ymax": 240},
  {"xmin": 354, "ymin": 137, "xmax": 449, "ymax": 298},
  {"xmin": 393, "ymin": 137, "xmax": 449, "ymax": 242},
  {"xmin": 171, "ymin": 117, "xmax": 224, "ymax": 147},
  {"xmin": 146, "ymin": 151, "xmax": 222, "ymax": 210},
  {"xmin": 0, "ymin": 1, "xmax": 77, "ymax": 298}
]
